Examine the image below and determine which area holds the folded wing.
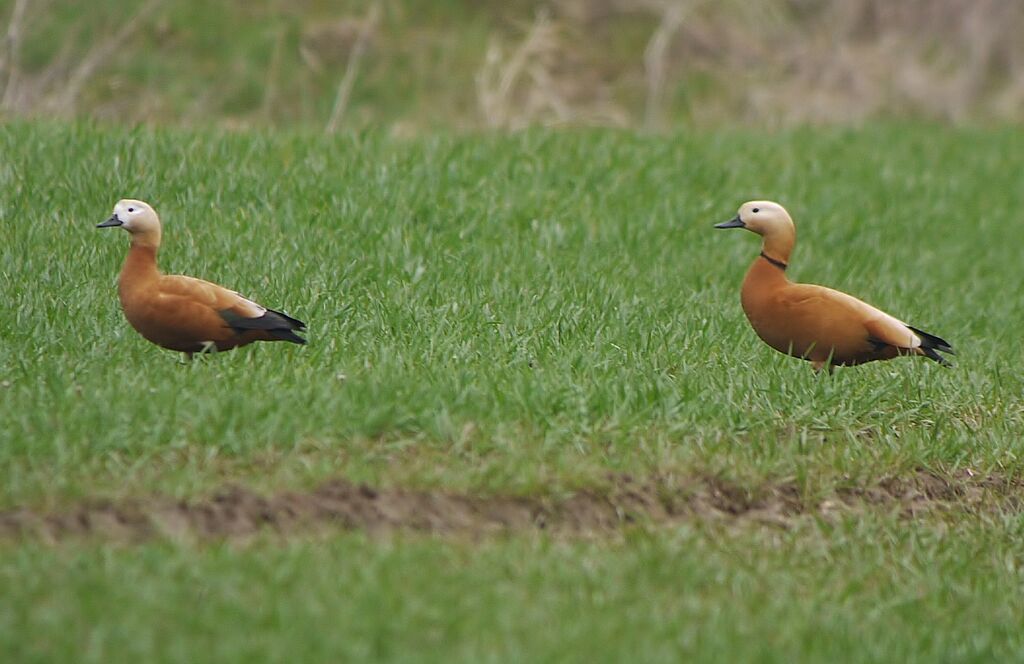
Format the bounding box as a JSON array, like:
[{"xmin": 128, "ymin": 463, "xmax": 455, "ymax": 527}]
[{"xmin": 158, "ymin": 275, "xmax": 306, "ymax": 346}]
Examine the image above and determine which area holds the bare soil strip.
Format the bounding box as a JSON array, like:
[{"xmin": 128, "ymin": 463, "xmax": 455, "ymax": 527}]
[{"xmin": 1, "ymin": 470, "xmax": 1019, "ymax": 543}]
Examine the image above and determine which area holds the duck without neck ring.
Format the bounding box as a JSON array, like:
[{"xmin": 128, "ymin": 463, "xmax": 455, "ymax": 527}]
[
  {"xmin": 715, "ymin": 201, "xmax": 953, "ymax": 372},
  {"xmin": 97, "ymin": 199, "xmax": 306, "ymax": 359}
]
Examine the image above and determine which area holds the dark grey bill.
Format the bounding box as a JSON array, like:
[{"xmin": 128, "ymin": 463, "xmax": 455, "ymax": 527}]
[
  {"xmin": 97, "ymin": 215, "xmax": 123, "ymax": 228},
  {"xmin": 714, "ymin": 215, "xmax": 745, "ymax": 229}
]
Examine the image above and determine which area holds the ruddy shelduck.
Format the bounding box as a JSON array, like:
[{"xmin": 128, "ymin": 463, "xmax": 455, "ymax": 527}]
[
  {"xmin": 98, "ymin": 199, "xmax": 306, "ymax": 359},
  {"xmin": 715, "ymin": 201, "xmax": 953, "ymax": 371}
]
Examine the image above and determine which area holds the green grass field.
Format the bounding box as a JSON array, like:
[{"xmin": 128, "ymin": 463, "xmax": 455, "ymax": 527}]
[{"xmin": 3, "ymin": 121, "xmax": 1024, "ymax": 662}]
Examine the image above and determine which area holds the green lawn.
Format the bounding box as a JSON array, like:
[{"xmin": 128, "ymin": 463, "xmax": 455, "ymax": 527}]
[
  {"xmin": 2, "ymin": 121, "xmax": 1023, "ymax": 661},
  {"xmin": 6, "ymin": 518, "xmax": 1024, "ymax": 663}
]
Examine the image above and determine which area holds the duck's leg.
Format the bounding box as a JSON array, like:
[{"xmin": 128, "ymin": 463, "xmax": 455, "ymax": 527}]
[
  {"xmin": 182, "ymin": 343, "xmax": 215, "ymax": 363},
  {"xmin": 812, "ymin": 360, "xmax": 834, "ymax": 375}
]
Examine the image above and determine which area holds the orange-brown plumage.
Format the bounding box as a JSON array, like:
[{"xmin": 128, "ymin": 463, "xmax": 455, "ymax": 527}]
[
  {"xmin": 99, "ymin": 199, "xmax": 305, "ymax": 357},
  {"xmin": 716, "ymin": 201, "xmax": 953, "ymax": 371}
]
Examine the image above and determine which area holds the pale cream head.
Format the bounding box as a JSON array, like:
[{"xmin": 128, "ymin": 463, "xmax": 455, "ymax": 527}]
[
  {"xmin": 715, "ymin": 200, "xmax": 797, "ymax": 264},
  {"xmin": 735, "ymin": 201, "xmax": 794, "ymax": 236},
  {"xmin": 98, "ymin": 199, "xmax": 162, "ymax": 248}
]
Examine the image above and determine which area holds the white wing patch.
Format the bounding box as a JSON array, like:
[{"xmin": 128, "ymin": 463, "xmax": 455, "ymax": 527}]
[
  {"xmin": 234, "ymin": 294, "xmax": 267, "ymax": 319},
  {"xmin": 868, "ymin": 313, "xmax": 921, "ymax": 348},
  {"xmin": 819, "ymin": 286, "xmax": 920, "ymax": 349}
]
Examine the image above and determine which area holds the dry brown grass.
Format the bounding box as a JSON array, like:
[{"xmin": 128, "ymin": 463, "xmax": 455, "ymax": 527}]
[
  {"xmin": 2, "ymin": 0, "xmax": 1023, "ymax": 128},
  {"xmin": 510, "ymin": 0, "xmax": 1024, "ymax": 126},
  {"xmin": 476, "ymin": 10, "xmax": 629, "ymax": 129},
  {"xmin": 648, "ymin": 0, "xmax": 1024, "ymax": 124},
  {"xmin": 1, "ymin": 0, "xmax": 164, "ymax": 118}
]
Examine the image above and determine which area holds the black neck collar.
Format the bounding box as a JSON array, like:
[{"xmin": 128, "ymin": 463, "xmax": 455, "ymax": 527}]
[{"xmin": 760, "ymin": 251, "xmax": 788, "ymax": 271}]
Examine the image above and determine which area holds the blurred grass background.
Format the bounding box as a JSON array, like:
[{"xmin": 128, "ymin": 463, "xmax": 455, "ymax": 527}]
[{"xmin": 2, "ymin": 0, "xmax": 1023, "ymax": 132}]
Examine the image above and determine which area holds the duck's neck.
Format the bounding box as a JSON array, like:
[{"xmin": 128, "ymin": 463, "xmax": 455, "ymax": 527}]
[
  {"xmin": 760, "ymin": 226, "xmax": 795, "ymax": 267},
  {"xmin": 118, "ymin": 240, "xmax": 161, "ymax": 298},
  {"xmin": 744, "ymin": 252, "xmax": 790, "ymax": 290}
]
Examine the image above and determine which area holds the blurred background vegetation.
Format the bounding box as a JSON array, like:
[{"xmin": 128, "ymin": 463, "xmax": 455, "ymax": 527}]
[{"xmin": 1, "ymin": 0, "xmax": 1022, "ymax": 132}]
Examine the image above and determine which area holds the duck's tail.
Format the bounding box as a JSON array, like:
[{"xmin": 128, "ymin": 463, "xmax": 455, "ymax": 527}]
[
  {"xmin": 220, "ymin": 307, "xmax": 307, "ymax": 345},
  {"xmin": 265, "ymin": 308, "xmax": 306, "ymax": 344},
  {"xmin": 909, "ymin": 325, "xmax": 954, "ymax": 366}
]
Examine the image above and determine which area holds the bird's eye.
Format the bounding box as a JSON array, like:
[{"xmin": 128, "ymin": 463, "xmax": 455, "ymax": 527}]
[
  {"xmin": 752, "ymin": 208, "xmax": 760, "ymax": 213},
  {"xmin": 128, "ymin": 207, "xmax": 135, "ymax": 212}
]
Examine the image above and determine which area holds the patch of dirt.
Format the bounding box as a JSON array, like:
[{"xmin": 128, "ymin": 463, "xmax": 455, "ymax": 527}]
[{"xmin": 0, "ymin": 470, "xmax": 1020, "ymax": 544}]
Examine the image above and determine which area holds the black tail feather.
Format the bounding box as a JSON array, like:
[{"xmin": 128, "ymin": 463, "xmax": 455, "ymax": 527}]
[
  {"xmin": 269, "ymin": 328, "xmax": 307, "ymax": 345},
  {"xmin": 908, "ymin": 326, "xmax": 954, "ymax": 354},
  {"xmin": 267, "ymin": 308, "xmax": 306, "ymax": 331},
  {"xmin": 920, "ymin": 346, "xmax": 953, "ymax": 366},
  {"xmin": 219, "ymin": 307, "xmax": 307, "ymax": 344},
  {"xmin": 908, "ymin": 325, "xmax": 954, "ymax": 366}
]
